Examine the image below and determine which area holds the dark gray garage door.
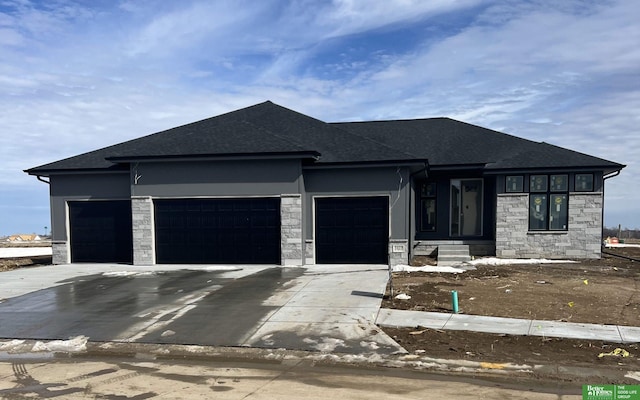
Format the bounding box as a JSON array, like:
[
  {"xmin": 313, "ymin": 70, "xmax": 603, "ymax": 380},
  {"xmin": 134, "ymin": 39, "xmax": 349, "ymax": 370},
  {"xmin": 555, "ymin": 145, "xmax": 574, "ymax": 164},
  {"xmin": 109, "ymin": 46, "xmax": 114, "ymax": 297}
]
[
  {"xmin": 69, "ymin": 201, "xmax": 133, "ymax": 263},
  {"xmin": 315, "ymin": 197, "xmax": 389, "ymax": 264},
  {"xmin": 154, "ymin": 198, "xmax": 281, "ymax": 264}
]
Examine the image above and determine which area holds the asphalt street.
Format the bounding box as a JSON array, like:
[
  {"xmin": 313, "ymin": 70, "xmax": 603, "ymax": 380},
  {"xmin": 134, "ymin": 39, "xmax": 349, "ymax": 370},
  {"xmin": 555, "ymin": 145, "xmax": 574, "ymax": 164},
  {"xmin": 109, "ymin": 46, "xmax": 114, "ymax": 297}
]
[{"xmin": 0, "ymin": 355, "xmax": 583, "ymax": 399}]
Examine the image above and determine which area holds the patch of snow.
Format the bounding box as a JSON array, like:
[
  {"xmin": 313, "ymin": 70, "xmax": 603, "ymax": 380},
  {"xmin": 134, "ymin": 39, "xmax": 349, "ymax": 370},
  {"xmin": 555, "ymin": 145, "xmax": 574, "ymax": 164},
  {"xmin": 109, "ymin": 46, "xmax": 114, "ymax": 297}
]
[
  {"xmin": 394, "ymin": 293, "xmax": 411, "ymax": 300},
  {"xmin": 359, "ymin": 341, "xmax": 380, "ymax": 350},
  {"xmin": 183, "ymin": 345, "xmax": 205, "ymax": 353},
  {"xmin": 261, "ymin": 334, "xmax": 275, "ymax": 346},
  {"xmin": 392, "ymin": 265, "xmax": 468, "ymax": 273},
  {"xmin": 188, "ymin": 266, "xmax": 243, "ymax": 272},
  {"xmin": 303, "ymin": 337, "xmax": 346, "ymax": 352},
  {"xmin": 605, "ymin": 243, "xmax": 640, "ymax": 248},
  {"xmin": 469, "ymin": 257, "xmax": 576, "ymax": 266},
  {"xmin": 102, "ymin": 271, "xmax": 157, "ymax": 277},
  {"xmin": 311, "ymin": 353, "xmax": 386, "ymax": 364},
  {"xmin": 0, "ymin": 339, "xmax": 26, "ymax": 351},
  {"xmin": 31, "ymin": 336, "xmax": 88, "ymax": 353},
  {"xmin": 0, "ymin": 247, "xmax": 52, "ymax": 259},
  {"xmin": 625, "ymin": 371, "xmax": 640, "ymax": 382},
  {"xmin": 102, "ymin": 271, "xmax": 139, "ymax": 277}
]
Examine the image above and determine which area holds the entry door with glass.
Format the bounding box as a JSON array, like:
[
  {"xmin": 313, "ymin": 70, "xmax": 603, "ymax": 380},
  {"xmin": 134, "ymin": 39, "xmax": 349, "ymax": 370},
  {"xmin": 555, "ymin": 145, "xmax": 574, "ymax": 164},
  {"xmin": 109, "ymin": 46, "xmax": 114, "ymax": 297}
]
[{"xmin": 450, "ymin": 179, "xmax": 483, "ymax": 237}]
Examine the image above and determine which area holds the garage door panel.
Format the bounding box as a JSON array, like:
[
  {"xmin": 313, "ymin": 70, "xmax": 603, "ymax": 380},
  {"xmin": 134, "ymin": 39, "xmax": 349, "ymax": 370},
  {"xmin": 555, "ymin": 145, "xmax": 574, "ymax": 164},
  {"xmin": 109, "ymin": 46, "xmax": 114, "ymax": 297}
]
[
  {"xmin": 154, "ymin": 198, "xmax": 281, "ymax": 264},
  {"xmin": 315, "ymin": 197, "xmax": 388, "ymax": 264},
  {"xmin": 69, "ymin": 201, "xmax": 133, "ymax": 263}
]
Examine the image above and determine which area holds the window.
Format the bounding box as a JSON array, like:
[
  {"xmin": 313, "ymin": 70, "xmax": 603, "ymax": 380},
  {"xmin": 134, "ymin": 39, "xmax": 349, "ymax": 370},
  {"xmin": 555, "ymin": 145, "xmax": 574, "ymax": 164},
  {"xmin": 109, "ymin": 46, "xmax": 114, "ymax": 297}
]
[
  {"xmin": 550, "ymin": 174, "xmax": 568, "ymax": 191},
  {"xmin": 506, "ymin": 176, "xmax": 524, "ymax": 192},
  {"xmin": 530, "ymin": 175, "xmax": 548, "ymax": 192},
  {"xmin": 420, "ymin": 182, "xmax": 436, "ymax": 231},
  {"xmin": 575, "ymin": 174, "xmax": 594, "ymax": 192},
  {"xmin": 529, "ymin": 194, "xmax": 548, "ymax": 230},
  {"xmin": 549, "ymin": 194, "xmax": 568, "ymax": 230},
  {"xmin": 529, "ymin": 174, "xmax": 568, "ymax": 231}
]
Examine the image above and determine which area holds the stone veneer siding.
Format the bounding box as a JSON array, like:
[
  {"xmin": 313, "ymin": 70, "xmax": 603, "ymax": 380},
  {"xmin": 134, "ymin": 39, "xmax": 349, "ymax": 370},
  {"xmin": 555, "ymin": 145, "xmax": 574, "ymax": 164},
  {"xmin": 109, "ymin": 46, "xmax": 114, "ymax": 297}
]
[
  {"xmin": 281, "ymin": 194, "xmax": 303, "ymax": 265},
  {"xmin": 496, "ymin": 192, "xmax": 603, "ymax": 259},
  {"xmin": 389, "ymin": 239, "xmax": 409, "ymax": 266},
  {"xmin": 132, "ymin": 196, "xmax": 155, "ymax": 265},
  {"xmin": 52, "ymin": 240, "xmax": 69, "ymax": 264}
]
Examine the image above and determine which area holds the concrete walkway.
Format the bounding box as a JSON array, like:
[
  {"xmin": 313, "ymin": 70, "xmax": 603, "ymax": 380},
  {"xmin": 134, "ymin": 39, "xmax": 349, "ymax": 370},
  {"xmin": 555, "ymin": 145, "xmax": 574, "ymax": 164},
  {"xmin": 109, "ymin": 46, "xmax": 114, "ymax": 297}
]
[{"xmin": 377, "ymin": 308, "xmax": 640, "ymax": 343}]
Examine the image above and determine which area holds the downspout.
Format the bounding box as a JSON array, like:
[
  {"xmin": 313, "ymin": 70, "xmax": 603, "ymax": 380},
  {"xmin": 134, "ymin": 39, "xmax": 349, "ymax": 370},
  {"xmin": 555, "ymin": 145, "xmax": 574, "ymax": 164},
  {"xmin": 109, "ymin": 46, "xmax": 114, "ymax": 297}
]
[
  {"xmin": 601, "ymin": 169, "xmax": 622, "ymax": 246},
  {"xmin": 36, "ymin": 175, "xmax": 50, "ymax": 185}
]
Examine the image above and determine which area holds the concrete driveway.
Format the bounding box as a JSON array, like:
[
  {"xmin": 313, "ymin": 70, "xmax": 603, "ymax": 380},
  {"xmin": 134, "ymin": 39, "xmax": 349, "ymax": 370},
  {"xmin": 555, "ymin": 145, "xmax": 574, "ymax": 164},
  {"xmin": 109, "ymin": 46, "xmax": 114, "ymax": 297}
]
[{"xmin": 0, "ymin": 264, "xmax": 404, "ymax": 355}]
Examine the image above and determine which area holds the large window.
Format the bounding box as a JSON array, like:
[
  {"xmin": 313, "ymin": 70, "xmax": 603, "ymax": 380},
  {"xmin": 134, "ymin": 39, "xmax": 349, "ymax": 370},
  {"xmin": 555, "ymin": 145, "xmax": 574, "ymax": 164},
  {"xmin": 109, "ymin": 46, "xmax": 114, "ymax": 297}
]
[
  {"xmin": 420, "ymin": 182, "xmax": 437, "ymax": 231},
  {"xmin": 529, "ymin": 174, "xmax": 568, "ymax": 231}
]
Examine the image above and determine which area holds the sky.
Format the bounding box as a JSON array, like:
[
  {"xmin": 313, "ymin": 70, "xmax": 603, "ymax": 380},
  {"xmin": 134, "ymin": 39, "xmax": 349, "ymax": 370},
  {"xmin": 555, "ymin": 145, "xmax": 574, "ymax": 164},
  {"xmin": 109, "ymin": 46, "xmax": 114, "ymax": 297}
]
[{"xmin": 0, "ymin": 0, "xmax": 638, "ymax": 236}]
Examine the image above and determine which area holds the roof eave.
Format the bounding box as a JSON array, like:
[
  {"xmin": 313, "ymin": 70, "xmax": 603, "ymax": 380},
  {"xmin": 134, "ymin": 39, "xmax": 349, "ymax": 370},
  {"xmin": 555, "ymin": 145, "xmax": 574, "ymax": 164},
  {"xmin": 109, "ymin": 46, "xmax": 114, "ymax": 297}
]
[
  {"xmin": 483, "ymin": 164, "xmax": 626, "ymax": 175},
  {"xmin": 25, "ymin": 166, "xmax": 130, "ymax": 177}
]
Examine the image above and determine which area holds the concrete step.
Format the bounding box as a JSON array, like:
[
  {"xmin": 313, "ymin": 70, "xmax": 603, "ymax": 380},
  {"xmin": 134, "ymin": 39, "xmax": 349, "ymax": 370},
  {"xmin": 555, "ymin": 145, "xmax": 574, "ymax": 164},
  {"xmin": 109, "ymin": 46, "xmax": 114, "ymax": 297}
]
[
  {"xmin": 438, "ymin": 255, "xmax": 472, "ymax": 262},
  {"xmin": 437, "ymin": 245, "xmax": 471, "ymax": 265}
]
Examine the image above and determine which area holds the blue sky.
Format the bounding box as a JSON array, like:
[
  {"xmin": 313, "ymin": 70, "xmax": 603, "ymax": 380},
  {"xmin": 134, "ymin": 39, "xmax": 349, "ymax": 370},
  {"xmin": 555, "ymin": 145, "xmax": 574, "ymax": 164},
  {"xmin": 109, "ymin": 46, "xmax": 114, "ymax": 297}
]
[{"xmin": 1, "ymin": 0, "xmax": 638, "ymax": 236}]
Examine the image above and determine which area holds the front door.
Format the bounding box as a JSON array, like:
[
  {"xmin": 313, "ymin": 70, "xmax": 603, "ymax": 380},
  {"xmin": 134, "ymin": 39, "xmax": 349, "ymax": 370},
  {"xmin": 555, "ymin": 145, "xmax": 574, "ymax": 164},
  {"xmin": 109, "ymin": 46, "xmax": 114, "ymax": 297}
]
[{"xmin": 450, "ymin": 179, "xmax": 483, "ymax": 237}]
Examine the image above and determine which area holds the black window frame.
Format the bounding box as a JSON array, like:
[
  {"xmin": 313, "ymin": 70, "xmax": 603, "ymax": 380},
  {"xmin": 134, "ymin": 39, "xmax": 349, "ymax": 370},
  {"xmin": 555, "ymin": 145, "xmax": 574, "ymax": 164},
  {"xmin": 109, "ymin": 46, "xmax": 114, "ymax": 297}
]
[
  {"xmin": 528, "ymin": 174, "xmax": 569, "ymax": 231},
  {"xmin": 575, "ymin": 173, "xmax": 594, "ymax": 192},
  {"xmin": 506, "ymin": 175, "xmax": 524, "ymax": 193}
]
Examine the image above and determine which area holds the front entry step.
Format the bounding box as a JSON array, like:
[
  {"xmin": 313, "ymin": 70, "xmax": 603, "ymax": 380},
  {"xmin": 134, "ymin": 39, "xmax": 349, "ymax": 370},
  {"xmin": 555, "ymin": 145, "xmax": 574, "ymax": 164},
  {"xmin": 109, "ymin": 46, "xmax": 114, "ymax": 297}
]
[{"xmin": 437, "ymin": 245, "xmax": 471, "ymax": 266}]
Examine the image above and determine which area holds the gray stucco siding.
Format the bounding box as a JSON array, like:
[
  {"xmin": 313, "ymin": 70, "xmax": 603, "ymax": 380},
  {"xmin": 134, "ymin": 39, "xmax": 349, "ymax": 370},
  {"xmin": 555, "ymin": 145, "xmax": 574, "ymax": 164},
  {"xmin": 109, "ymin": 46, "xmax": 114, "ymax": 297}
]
[
  {"xmin": 303, "ymin": 167, "xmax": 410, "ymax": 241},
  {"xmin": 49, "ymin": 173, "xmax": 131, "ymax": 241},
  {"xmin": 130, "ymin": 159, "xmax": 302, "ymax": 198},
  {"xmin": 128, "ymin": 159, "xmax": 304, "ymax": 266}
]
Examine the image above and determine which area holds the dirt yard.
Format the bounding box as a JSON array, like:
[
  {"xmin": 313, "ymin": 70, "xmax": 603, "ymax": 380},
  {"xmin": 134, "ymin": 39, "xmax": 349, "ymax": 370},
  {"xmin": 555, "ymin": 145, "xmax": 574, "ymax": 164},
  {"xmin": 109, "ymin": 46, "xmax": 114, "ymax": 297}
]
[
  {"xmin": 381, "ymin": 247, "xmax": 640, "ymax": 377},
  {"xmin": 0, "ymin": 255, "xmax": 52, "ymax": 272}
]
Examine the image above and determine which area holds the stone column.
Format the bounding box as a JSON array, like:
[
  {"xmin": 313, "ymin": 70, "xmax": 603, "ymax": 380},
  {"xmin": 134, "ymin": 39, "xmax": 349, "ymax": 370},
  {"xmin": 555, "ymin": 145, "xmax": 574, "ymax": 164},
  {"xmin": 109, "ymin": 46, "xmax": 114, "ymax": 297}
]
[
  {"xmin": 52, "ymin": 241, "xmax": 69, "ymax": 264},
  {"xmin": 389, "ymin": 239, "xmax": 409, "ymax": 266},
  {"xmin": 281, "ymin": 194, "xmax": 303, "ymax": 265},
  {"xmin": 131, "ymin": 196, "xmax": 155, "ymax": 265}
]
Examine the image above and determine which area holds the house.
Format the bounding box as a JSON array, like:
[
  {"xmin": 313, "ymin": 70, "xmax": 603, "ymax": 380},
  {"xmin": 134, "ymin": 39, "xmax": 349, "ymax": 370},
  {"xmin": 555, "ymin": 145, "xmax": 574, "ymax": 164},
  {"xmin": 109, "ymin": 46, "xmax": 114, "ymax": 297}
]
[
  {"xmin": 7, "ymin": 234, "xmax": 42, "ymax": 242},
  {"xmin": 25, "ymin": 101, "xmax": 624, "ymax": 265}
]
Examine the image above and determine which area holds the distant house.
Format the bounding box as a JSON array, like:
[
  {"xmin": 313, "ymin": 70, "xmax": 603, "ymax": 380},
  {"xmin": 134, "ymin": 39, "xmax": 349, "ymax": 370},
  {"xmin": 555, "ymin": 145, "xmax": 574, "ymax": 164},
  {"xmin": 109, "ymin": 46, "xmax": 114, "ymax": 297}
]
[
  {"xmin": 26, "ymin": 101, "xmax": 624, "ymax": 265},
  {"xmin": 7, "ymin": 234, "xmax": 42, "ymax": 242}
]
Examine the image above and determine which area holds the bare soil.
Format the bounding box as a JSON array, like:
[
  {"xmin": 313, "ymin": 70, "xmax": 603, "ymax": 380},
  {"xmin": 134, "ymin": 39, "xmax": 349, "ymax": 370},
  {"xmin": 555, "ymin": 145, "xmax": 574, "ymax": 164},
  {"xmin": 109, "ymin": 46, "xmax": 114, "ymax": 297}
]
[
  {"xmin": 0, "ymin": 255, "xmax": 52, "ymax": 272},
  {"xmin": 381, "ymin": 247, "xmax": 640, "ymax": 375}
]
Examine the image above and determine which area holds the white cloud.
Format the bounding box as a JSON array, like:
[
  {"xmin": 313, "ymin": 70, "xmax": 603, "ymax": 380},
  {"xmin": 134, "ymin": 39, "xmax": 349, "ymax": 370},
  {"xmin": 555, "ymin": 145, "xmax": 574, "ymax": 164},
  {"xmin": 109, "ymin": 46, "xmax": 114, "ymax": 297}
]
[{"xmin": 322, "ymin": 0, "xmax": 482, "ymax": 37}]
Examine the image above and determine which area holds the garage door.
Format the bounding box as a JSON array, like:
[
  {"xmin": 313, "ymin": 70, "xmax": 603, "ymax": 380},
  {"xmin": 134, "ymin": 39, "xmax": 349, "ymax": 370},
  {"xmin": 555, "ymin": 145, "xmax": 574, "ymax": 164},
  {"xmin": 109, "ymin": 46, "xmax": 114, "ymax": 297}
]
[
  {"xmin": 69, "ymin": 201, "xmax": 133, "ymax": 263},
  {"xmin": 154, "ymin": 198, "xmax": 281, "ymax": 264},
  {"xmin": 315, "ymin": 197, "xmax": 389, "ymax": 264}
]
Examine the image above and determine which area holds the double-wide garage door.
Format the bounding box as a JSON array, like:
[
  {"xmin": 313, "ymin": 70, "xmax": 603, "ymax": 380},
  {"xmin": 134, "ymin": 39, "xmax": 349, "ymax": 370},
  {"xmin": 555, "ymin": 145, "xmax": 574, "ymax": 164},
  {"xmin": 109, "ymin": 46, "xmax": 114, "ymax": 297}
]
[
  {"xmin": 69, "ymin": 201, "xmax": 133, "ymax": 263},
  {"xmin": 154, "ymin": 198, "xmax": 281, "ymax": 264},
  {"xmin": 315, "ymin": 197, "xmax": 389, "ymax": 264}
]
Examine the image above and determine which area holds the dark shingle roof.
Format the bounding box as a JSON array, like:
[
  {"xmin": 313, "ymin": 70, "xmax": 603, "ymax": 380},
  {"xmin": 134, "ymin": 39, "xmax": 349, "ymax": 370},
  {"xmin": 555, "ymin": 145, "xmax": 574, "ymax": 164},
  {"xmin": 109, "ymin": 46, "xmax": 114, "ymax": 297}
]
[
  {"xmin": 26, "ymin": 101, "xmax": 624, "ymax": 175},
  {"xmin": 332, "ymin": 118, "xmax": 624, "ymax": 171}
]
